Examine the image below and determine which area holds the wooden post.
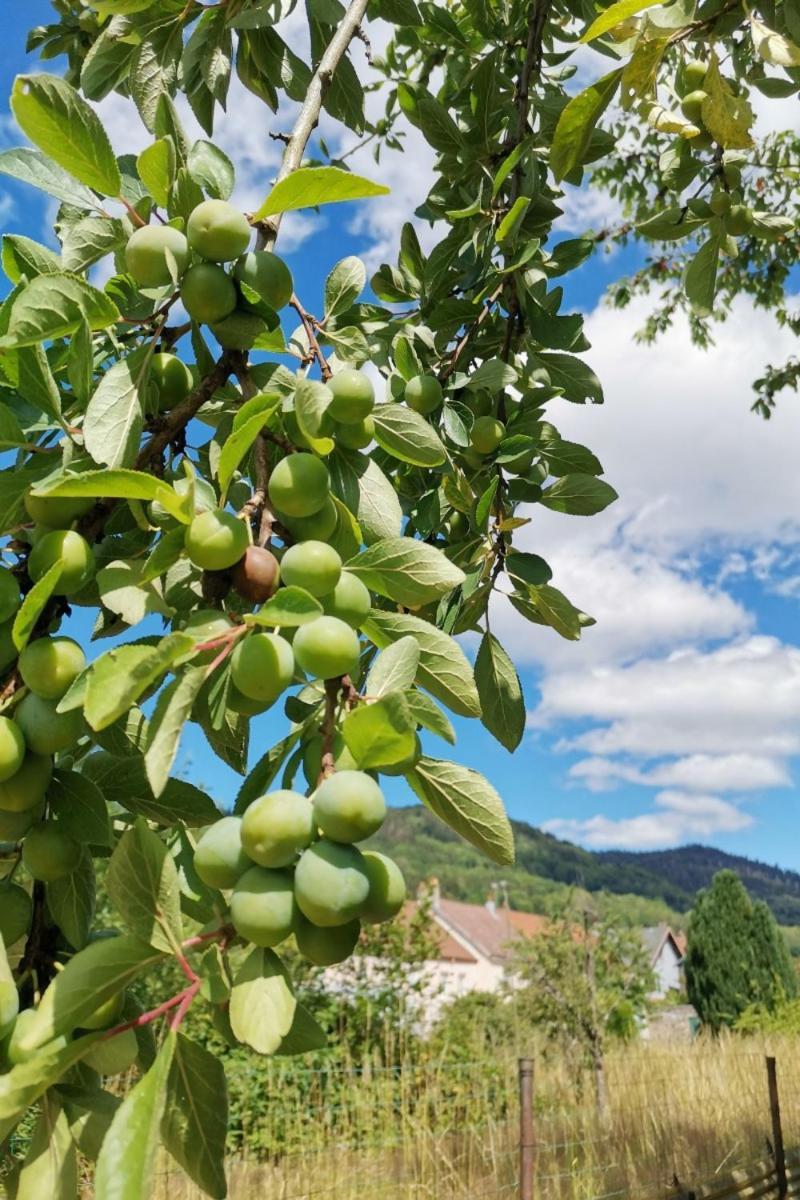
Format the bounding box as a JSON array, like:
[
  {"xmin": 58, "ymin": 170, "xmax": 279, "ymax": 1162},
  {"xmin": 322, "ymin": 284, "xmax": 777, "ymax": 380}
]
[
  {"xmin": 519, "ymin": 1057, "xmax": 535, "ymax": 1200},
  {"xmin": 766, "ymin": 1056, "xmax": 788, "ymax": 1198}
]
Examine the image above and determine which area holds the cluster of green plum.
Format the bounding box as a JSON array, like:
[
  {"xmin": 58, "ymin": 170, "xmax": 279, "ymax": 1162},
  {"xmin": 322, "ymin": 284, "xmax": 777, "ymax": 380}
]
[
  {"xmin": 677, "ymin": 62, "xmax": 753, "ymax": 235},
  {"xmin": 194, "ymin": 772, "xmax": 405, "ymax": 966},
  {"xmin": 18, "ymin": 489, "xmax": 97, "ymax": 605},
  {"xmin": 124, "ymin": 198, "xmax": 293, "ymax": 351}
]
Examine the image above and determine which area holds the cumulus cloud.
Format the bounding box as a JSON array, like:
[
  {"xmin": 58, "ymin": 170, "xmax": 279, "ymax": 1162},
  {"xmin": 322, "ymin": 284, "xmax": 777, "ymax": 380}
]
[
  {"xmin": 543, "ymin": 790, "xmax": 754, "ymax": 850},
  {"xmin": 568, "ymin": 753, "xmax": 791, "ymax": 794}
]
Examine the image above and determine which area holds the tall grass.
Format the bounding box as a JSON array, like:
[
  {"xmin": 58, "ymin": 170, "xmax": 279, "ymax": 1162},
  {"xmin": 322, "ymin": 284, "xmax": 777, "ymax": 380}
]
[{"xmin": 150, "ymin": 1034, "xmax": 800, "ymax": 1200}]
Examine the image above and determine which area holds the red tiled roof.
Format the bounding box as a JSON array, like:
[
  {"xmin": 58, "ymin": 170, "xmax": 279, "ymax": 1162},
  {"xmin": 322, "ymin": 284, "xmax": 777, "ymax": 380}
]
[
  {"xmin": 434, "ymin": 899, "xmax": 548, "ymax": 963},
  {"xmin": 400, "ymin": 901, "xmax": 477, "ymax": 963}
]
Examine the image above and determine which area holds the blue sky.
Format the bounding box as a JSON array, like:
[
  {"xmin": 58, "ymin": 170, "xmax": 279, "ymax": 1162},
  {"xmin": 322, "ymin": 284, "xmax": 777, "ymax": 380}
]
[{"xmin": 4, "ymin": 5, "xmax": 800, "ymax": 871}]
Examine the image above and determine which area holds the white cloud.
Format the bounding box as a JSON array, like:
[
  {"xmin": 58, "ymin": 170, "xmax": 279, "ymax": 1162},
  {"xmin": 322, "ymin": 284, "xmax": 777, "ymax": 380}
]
[
  {"xmin": 569, "ymin": 753, "xmax": 791, "ymax": 793},
  {"xmin": 543, "ymin": 790, "xmax": 753, "ymax": 850}
]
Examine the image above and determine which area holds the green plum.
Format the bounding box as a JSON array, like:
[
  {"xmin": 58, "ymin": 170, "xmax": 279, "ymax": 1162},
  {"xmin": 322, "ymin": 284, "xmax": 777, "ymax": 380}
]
[
  {"xmin": 84, "ymin": 1028, "xmax": 138, "ymax": 1075},
  {"xmin": 295, "ymin": 913, "xmax": 360, "ymax": 965},
  {"xmin": 230, "ymin": 866, "xmax": 296, "ymax": 946},
  {"xmin": 280, "ymin": 541, "xmax": 342, "ymax": 597},
  {"xmin": 19, "ymin": 636, "xmax": 85, "ymax": 701},
  {"xmin": 0, "ymin": 883, "xmax": 32, "ymax": 946},
  {"xmin": 194, "ymin": 816, "xmax": 251, "ymax": 889},
  {"xmin": 726, "ymin": 204, "xmax": 754, "ymax": 235},
  {"xmin": 335, "ymin": 417, "xmax": 374, "ymax": 450},
  {"xmin": 681, "ymin": 89, "xmax": 708, "ymax": 124},
  {"xmin": 187, "ymin": 199, "xmax": 251, "ymax": 262},
  {"xmin": 15, "ymin": 694, "xmax": 84, "ymax": 756},
  {"xmin": 326, "ymin": 369, "xmax": 375, "ymax": 424},
  {"xmin": 227, "ymin": 683, "xmax": 273, "ymax": 717},
  {"xmin": 709, "ymin": 191, "xmax": 732, "ymax": 217},
  {"xmin": 234, "ymin": 250, "xmax": 294, "ymax": 310},
  {"xmin": 293, "ymin": 616, "xmax": 360, "ymax": 680},
  {"xmin": 231, "ymin": 632, "xmax": 294, "ymax": 703},
  {"xmin": 404, "ymin": 375, "xmax": 442, "ymax": 414},
  {"xmin": 185, "ymin": 509, "xmax": 249, "ymax": 571},
  {"xmin": 683, "ymin": 60, "xmax": 707, "ymax": 91},
  {"xmin": 149, "ymin": 353, "xmax": 194, "ymax": 411},
  {"xmin": 360, "ymin": 851, "xmax": 406, "ymax": 924},
  {"xmin": 470, "ymin": 416, "xmax": 505, "ymax": 455},
  {"xmin": 181, "ymin": 263, "xmax": 238, "ymax": 324},
  {"xmin": 267, "ymin": 454, "xmax": 330, "ymax": 519},
  {"xmin": 281, "ymin": 496, "xmax": 338, "ymax": 542},
  {"xmin": 23, "ymin": 492, "xmax": 92, "ymax": 530},
  {"xmin": 322, "ymin": 572, "xmax": 371, "ymax": 628},
  {"xmin": 81, "ymin": 990, "xmax": 125, "ymax": 1031},
  {"xmin": 312, "ymin": 770, "xmax": 386, "ymax": 843},
  {"xmin": 293, "ymin": 839, "xmax": 370, "ymax": 927},
  {"xmin": 0, "ymin": 801, "xmax": 44, "ymax": 840},
  {"xmin": 0, "ymin": 717, "xmax": 24, "ymax": 783},
  {"xmin": 0, "ymin": 755, "xmax": 51, "ymax": 814},
  {"xmin": 241, "ymin": 790, "xmax": 314, "ymax": 868},
  {"xmin": 22, "ymin": 822, "xmax": 81, "ymax": 881},
  {"xmin": 0, "ymin": 569, "xmax": 20, "ymax": 624},
  {"xmin": 28, "ymin": 529, "xmax": 94, "ymax": 596},
  {"xmin": 125, "ymin": 225, "xmax": 189, "ymax": 288}
]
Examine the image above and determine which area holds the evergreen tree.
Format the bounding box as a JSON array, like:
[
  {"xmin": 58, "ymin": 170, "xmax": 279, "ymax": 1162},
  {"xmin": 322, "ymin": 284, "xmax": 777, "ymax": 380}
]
[{"xmin": 685, "ymin": 871, "xmax": 796, "ymax": 1031}]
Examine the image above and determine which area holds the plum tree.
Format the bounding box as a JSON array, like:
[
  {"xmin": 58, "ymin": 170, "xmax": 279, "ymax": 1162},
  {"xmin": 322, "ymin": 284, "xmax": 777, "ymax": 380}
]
[
  {"xmin": 28, "ymin": 529, "xmax": 94, "ymax": 595},
  {"xmin": 149, "ymin": 353, "xmax": 194, "ymax": 411},
  {"xmin": 280, "ymin": 496, "xmax": 338, "ymax": 542},
  {"xmin": 0, "ymin": 717, "xmax": 25, "ymax": 783},
  {"xmin": 293, "ymin": 839, "xmax": 370, "ymax": 927},
  {"xmin": 322, "ymin": 572, "xmax": 371, "ymax": 628},
  {"xmin": 185, "ymin": 509, "xmax": 249, "ymax": 571},
  {"xmin": 231, "ymin": 632, "xmax": 294, "ymax": 703},
  {"xmin": 312, "ymin": 770, "xmax": 386, "ymax": 843},
  {"xmin": 187, "ymin": 199, "xmax": 251, "ymax": 262},
  {"xmin": 194, "ymin": 816, "xmax": 251, "ymax": 889},
  {"xmin": 124, "ymin": 225, "xmax": 189, "ymax": 287},
  {"xmin": 240, "ymin": 790, "xmax": 314, "ymax": 868},
  {"xmin": 18, "ymin": 636, "xmax": 85, "ymax": 701},
  {"xmin": 0, "ymin": 570, "xmax": 19, "ymax": 626},
  {"xmin": 360, "ymin": 852, "xmax": 406, "ymax": 924},
  {"xmin": 234, "ymin": 250, "xmax": 293, "ymax": 310},
  {"xmin": 180, "ymin": 263, "xmax": 238, "ymax": 324},
  {"xmin": 229, "ymin": 866, "xmax": 296, "ymax": 946},
  {"xmin": 469, "ymin": 416, "xmax": 505, "ymax": 455},
  {"xmin": 14, "ymin": 694, "xmax": 84, "ymax": 755},
  {"xmin": 0, "ymin": 754, "xmax": 52, "ymax": 813},
  {"xmin": 231, "ymin": 545, "xmax": 281, "ymax": 603},
  {"xmin": 0, "ymin": 884, "xmax": 32, "ymax": 947},
  {"xmin": 294, "ymin": 913, "xmax": 360, "ymax": 966},
  {"xmin": 404, "ymin": 375, "xmax": 442, "ymax": 414},
  {"xmin": 326, "ymin": 368, "xmax": 375, "ymax": 423},
  {"xmin": 22, "ymin": 822, "xmax": 81, "ymax": 881},
  {"xmin": 267, "ymin": 453, "xmax": 329, "ymax": 518},
  {"xmin": 293, "ymin": 616, "xmax": 360, "ymax": 680},
  {"xmin": 280, "ymin": 541, "xmax": 342, "ymax": 597},
  {"xmin": 84, "ymin": 1028, "xmax": 139, "ymax": 1076}
]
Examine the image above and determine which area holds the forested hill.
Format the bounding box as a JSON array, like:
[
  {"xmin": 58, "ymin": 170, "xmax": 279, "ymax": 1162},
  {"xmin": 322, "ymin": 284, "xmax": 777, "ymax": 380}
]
[{"xmin": 367, "ymin": 807, "xmax": 800, "ymax": 926}]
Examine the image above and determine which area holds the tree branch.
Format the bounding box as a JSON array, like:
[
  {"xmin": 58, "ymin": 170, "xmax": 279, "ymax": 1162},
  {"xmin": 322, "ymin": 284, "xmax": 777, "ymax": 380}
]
[{"xmin": 290, "ymin": 294, "xmax": 333, "ymax": 380}]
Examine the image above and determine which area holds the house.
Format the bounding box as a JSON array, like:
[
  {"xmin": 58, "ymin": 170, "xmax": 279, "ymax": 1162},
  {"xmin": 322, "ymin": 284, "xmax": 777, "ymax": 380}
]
[{"xmin": 640, "ymin": 924, "xmax": 686, "ymax": 999}]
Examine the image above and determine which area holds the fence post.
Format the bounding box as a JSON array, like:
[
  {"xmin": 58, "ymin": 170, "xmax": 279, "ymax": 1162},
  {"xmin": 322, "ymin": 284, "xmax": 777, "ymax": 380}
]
[
  {"xmin": 766, "ymin": 1056, "xmax": 788, "ymax": 1199},
  {"xmin": 518, "ymin": 1057, "xmax": 535, "ymax": 1200}
]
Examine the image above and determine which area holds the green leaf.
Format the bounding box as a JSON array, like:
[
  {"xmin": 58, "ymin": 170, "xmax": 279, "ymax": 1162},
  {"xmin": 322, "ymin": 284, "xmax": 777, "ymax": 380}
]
[
  {"xmin": 106, "ymin": 819, "xmax": 183, "ymax": 952},
  {"xmin": 32, "ymin": 469, "xmax": 190, "ymax": 523},
  {"xmin": 245, "ymin": 586, "xmax": 323, "ymax": 627},
  {"xmin": 635, "ymin": 205, "xmax": 708, "ymax": 241},
  {"xmin": 512, "ymin": 583, "xmax": 584, "ymax": 640},
  {"xmin": 85, "ymin": 633, "xmax": 195, "ymax": 731},
  {"xmin": 61, "ymin": 216, "xmax": 127, "ymax": 274},
  {"xmin": 505, "ymin": 551, "xmax": 552, "ymax": 587},
  {"xmin": 700, "ymin": 54, "xmax": 754, "ymax": 149},
  {"xmin": 234, "ymin": 732, "xmax": 300, "ymax": 814},
  {"xmin": 372, "ymin": 404, "xmax": 447, "ymax": 467},
  {"xmin": 94, "ymin": 1033, "xmax": 176, "ymax": 1200},
  {"xmin": 550, "ymin": 69, "xmax": 622, "ymax": 181},
  {"xmin": 12, "ymin": 562, "xmax": 62, "ymax": 652},
  {"xmin": 11, "ymin": 74, "xmax": 121, "ymax": 197},
  {"xmin": 253, "ymin": 165, "xmax": 389, "ymax": 220},
  {"xmin": 67, "ymin": 317, "xmax": 93, "ymax": 407},
  {"xmin": 2, "ymin": 234, "xmax": 61, "ymax": 284},
  {"xmin": 348, "ymin": 537, "xmax": 465, "ymax": 607},
  {"xmin": 0, "ymin": 148, "xmax": 100, "ymax": 210},
  {"xmin": 683, "ymin": 233, "xmax": 722, "ymax": 317},
  {"xmin": 751, "ymin": 14, "xmax": 800, "ymax": 66},
  {"xmin": 407, "ymin": 756, "xmax": 514, "ymax": 866},
  {"xmin": 342, "ymin": 691, "xmax": 417, "ymax": 768},
  {"xmin": 97, "ymin": 559, "xmax": 171, "ymax": 627},
  {"xmin": 0, "ymin": 1034, "xmax": 100, "ymax": 1138},
  {"xmin": 539, "ymin": 473, "xmax": 618, "ymax": 516},
  {"xmin": 82, "ymin": 750, "xmax": 220, "ymax": 826},
  {"xmin": 329, "ymin": 450, "xmax": 403, "ymax": 544},
  {"xmin": 541, "ymin": 438, "xmax": 603, "ymax": 476},
  {"xmin": 0, "ymin": 273, "xmax": 119, "ymax": 350},
  {"xmin": 217, "ymin": 393, "xmax": 281, "ymax": 495},
  {"xmin": 17, "ymin": 342, "xmax": 62, "ymax": 422},
  {"xmin": 366, "ymin": 636, "xmax": 420, "ymax": 697},
  {"xmin": 46, "ymin": 848, "xmax": 96, "ymax": 951},
  {"xmin": 144, "ymin": 666, "xmax": 206, "ymax": 797},
  {"xmin": 229, "ymin": 947, "xmax": 296, "ymax": 1054},
  {"xmin": 15, "ymin": 1096, "xmax": 78, "ymax": 1200},
  {"xmin": 49, "ymin": 769, "xmax": 112, "ymax": 847},
  {"xmin": 161, "ymin": 1034, "xmax": 228, "ymax": 1199},
  {"xmin": 581, "ymin": 0, "xmax": 664, "ymax": 42},
  {"xmin": 275, "ymin": 1002, "xmax": 328, "ymax": 1055},
  {"xmin": 406, "ymin": 689, "xmax": 456, "ymax": 744},
  {"xmin": 467, "ymin": 358, "xmax": 517, "ymax": 391},
  {"xmin": 61, "ymin": 1085, "xmax": 121, "ymax": 1162},
  {"xmin": 362, "ymin": 610, "xmax": 481, "ymax": 718},
  {"xmin": 137, "ymin": 139, "xmax": 176, "ymax": 209},
  {"xmin": 535, "ymin": 352, "xmax": 604, "ymax": 403},
  {"xmin": 187, "ymin": 139, "xmax": 234, "ymax": 199},
  {"xmin": 294, "ymin": 377, "xmax": 335, "ymax": 446},
  {"xmin": 85, "ymin": 348, "xmax": 150, "ymax": 470},
  {"xmin": 417, "ymin": 97, "xmax": 463, "ymax": 153},
  {"xmin": 324, "ymin": 256, "xmax": 366, "ymax": 317},
  {"xmin": 474, "ymin": 633, "xmax": 525, "ymax": 752}
]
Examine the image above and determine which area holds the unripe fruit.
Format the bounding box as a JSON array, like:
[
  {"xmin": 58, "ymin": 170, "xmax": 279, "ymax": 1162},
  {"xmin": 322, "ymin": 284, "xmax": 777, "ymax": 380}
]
[
  {"xmin": 0, "ymin": 801, "xmax": 44, "ymax": 840},
  {"xmin": 336, "ymin": 417, "xmax": 374, "ymax": 450},
  {"xmin": 19, "ymin": 636, "xmax": 85, "ymax": 701},
  {"xmin": 687, "ymin": 197, "xmax": 713, "ymax": 218},
  {"xmin": 312, "ymin": 770, "xmax": 386, "ymax": 843},
  {"xmin": 149, "ymin": 353, "xmax": 193, "ymax": 411},
  {"xmin": 294, "ymin": 839, "xmax": 370, "ymax": 927},
  {"xmin": 227, "ymin": 683, "xmax": 273, "ymax": 717},
  {"xmin": 709, "ymin": 191, "xmax": 731, "ymax": 217},
  {"xmin": 187, "ymin": 199, "xmax": 251, "ymax": 262},
  {"xmin": 681, "ymin": 89, "xmax": 708, "ymax": 124},
  {"xmin": 181, "ymin": 263, "xmax": 237, "ymax": 324},
  {"xmin": 81, "ymin": 990, "xmax": 124, "ymax": 1031},
  {"xmin": 15, "ymin": 694, "xmax": 84, "ymax": 756},
  {"xmin": 470, "ymin": 416, "xmax": 505, "ymax": 455},
  {"xmin": 683, "ymin": 60, "xmax": 707, "ymax": 91},
  {"xmin": 690, "ymin": 130, "xmax": 714, "ymax": 150},
  {"xmin": 446, "ymin": 511, "xmax": 470, "ymax": 541},
  {"xmin": 234, "ymin": 251, "xmax": 293, "ymax": 310},
  {"xmin": 0, "ymin": 755, "xmax": 52, "ymax": 814},
  {"xmin": 470, "ymin": 392, "xmax": 494, "ymax": 417},
  {"xmin": 726, "ymin": 204, "xmax": 754, "ymax": 236},
  {"xmin": 6, "ymin": 1010, "xmax": 69, "ymax": 1066},
  {"xmin": 302, "ymin": 734, "xmax": 359, "ymax": 787},
  {"xmin": 210, "ymin": 310, "xmax": 266, "ymax": 350},
  {"xmin": 185, "ymin": 509, "xmax": 249, "ymax": 571},
  {"xmin": 0, "ymin": 718, "xmax": 24, "ymax": 783},
  {"xmin": 268, "ymin": 454, "xmax": 330, "ymax": 519},
  {"xmin": 125, "ymin": 225, "xmax": 189, "ymax": 288},
  {"xmin": 84, "ymin": 1028, "xmax": 138, "ymax": 1076},
  {"xmin": 723, "ymin": 162, "xmax": 742, "ymax": 188},
  {"xmin": 295, "ymin": 913, "xmax": 360, "ymax": 965},
  {"xmin": 0, "ymin": 570, "xmax": 20, "ymax": 624},
  {"xmin": 326, "ymin": 369, "xmax": 375, "ymax": 424},
  {"xmin": 0, "ymin": 883, "xmax": 32, "ymax": 946},
  {"xmin": 293, "ymin": 616, "xmax": 360, "ymax": 680},
  {"xmin": 22, "ymin": 822, "xmax": 81, "ymax": 881},
  {"xmin": 230, "ymin": 866, "xmax": 296, "ymax": 946},
  {"xmin": 322, "ymin": 572, "xmax": 371, "ymax": 629},
  {"xmin": 404, "ymin": 375, "xmax": 442, "ymax": 414},
  {"xmin": 194, "ymin": 816, "xmax": 251, "ymax": 889},
  {"xmin": 28, "ymin": 529, "xmax": 94, "ymax": 596},
  {"xmin": 281, "ymin": 496, "xmax": 338, "ymax": 542},
  {"xmin": 360, "ymin": 851, "xmax": 406, "ymax": 924},
  {"xmin": 280, "ymin": 541, "xmax": 342, "ymax": 597},
  {"xmin": 241, "ymin": 790, "xmax": 314, "ymax": 868},
  {"xmin": 231, "ymin": 632, "xmax": 294, "ymax": 703},
  {"xmin": 232, "ymin": 545, "xmax": 281, "ymax": 604}
]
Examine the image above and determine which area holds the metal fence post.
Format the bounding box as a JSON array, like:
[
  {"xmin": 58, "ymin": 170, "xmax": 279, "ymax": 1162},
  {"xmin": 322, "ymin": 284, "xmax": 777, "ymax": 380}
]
[
  {"xmin": 519, "ymin": 1057, "xmax": 535, "ymax": 1200},
  {"xmin": 766, "ymin": 1056, "xmax": 788, "ymax": 1198}
]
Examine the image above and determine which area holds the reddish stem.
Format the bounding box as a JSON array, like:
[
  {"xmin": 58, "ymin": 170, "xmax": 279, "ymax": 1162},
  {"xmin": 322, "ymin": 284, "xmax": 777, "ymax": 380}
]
[{"xmin": 170, "ymin": 979, "xmax": 201, "ymax": 1030}]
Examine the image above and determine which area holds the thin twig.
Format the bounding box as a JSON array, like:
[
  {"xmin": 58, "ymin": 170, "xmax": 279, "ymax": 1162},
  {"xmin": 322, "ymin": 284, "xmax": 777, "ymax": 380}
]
[
  {"xmin": 290, "ymin": 294, "xmax": 333, "ymax": 380},
  {"xmin": 318, "ymin": 677, "xmax": 341, "ymax": 784}
]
